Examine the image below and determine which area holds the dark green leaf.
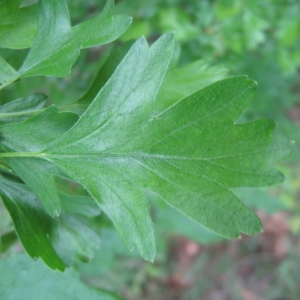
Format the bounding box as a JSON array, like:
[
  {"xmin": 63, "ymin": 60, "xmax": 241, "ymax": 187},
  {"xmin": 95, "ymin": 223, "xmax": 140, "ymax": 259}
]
[
  {"xmin": 0, "ymin": 230, "xmax": 18, "ymax": 253},
  {"xmin": 0, "ymin": 174, "xmax": 66, "ymax": 270},
  {"xmin": 0, "ymin": 253, "xmax": 122, "ymax": 300},
  {"xmin": 0, "ymin": 174, "xmax": 100, "ymax": 269}
]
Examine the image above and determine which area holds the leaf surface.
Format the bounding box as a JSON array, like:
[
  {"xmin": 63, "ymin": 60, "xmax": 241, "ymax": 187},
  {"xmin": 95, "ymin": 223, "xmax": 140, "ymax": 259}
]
[
  {"xmin": 0, "ymin": 34, "xmax": 291, "ymax": 261},
  {"xmin": 0, "ymin": 0, "xmax": 131, "ymax": 86},
  {"xmin": 0, "ymin": 1, "xmax": 38, "ymax": 49},
  {"xmin": 0, "ymin": 55, "xmax": 16, "ymax": 84},
  {"xmin": 0, "ymin": 253, "xmax": 121, "ymax": 300},
  {"xmin": 0, "ymin": 93, "xmax": 47, "ymax": 124},
  {"xmin": 0, "ymin": 174, "xmax": 100, "ymax": 270},
  {"xmin": 0, "ymin": 174, "xmax": 65, "ymax": 270},
  {"xmin": 0, "ymin": 107, "xmax": 78, "ymax": 216}
]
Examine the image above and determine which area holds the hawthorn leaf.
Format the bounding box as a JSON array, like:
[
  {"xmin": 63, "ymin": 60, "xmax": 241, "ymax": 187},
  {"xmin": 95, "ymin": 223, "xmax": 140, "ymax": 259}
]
[
  {"xmin": 78, "ymin": 41, "xmax": 134, "ymax": 108},
  {"xmin": 0, "ymin": 107, "xmax": 78, "ymax": 216},
  {"xmin": 0, "ymin": 174, "xmax": 101, "ymax": 269},
  {"xmin": 0, "ymin": 0, "xmax": 131, "ymax": 86},
  {"xmin": 0, "ymin": 1, "xmax": 38, "ymax": 49},
  {"xmin": 0, "ymin": 93, "xmax": 47, "ymax": 124},
  {"xmin": 45, "ymin": 74, "xmax": 290, "ymax": 253},
  {"xmin": 77, "ymin": 46, "xmax": 226, "ymax": 110},
  {"xmin": 0, "ymin": 35, "xmax": 291, "ymax": 262},
  {"xmin": 0, "ymin": 253, "xmax": 122, "ymax": 300},
  {"xmin": 0, "ymin": 174, "xmax": 66, "ymax": 271}
]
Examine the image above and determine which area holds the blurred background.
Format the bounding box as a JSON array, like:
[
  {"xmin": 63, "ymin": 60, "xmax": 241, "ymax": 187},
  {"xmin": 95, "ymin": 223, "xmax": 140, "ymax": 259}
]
[{"xmin": 1, "ymin": 0, "xmax": 300, "ymax": 299}]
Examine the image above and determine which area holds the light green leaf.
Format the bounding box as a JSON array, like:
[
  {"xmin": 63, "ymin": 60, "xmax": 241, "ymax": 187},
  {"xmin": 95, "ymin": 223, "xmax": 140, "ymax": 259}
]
[
  {"xmin": 0, "ymin": 93, "xmax": 47, "ymax": 124},
  {"xmin": 0, "ymin": 1, "xmax": 38, "ymax": 49},
  {"xmin": 0, "ymin": 253, "xmax": 121, "ymax": 300},
  {"xmin": 156, "ymin": 60, "xmax": 228, "ymax": 111}
]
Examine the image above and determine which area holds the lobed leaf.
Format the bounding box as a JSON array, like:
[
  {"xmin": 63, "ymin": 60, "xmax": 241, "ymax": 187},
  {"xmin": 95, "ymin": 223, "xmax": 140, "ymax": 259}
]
[
  {"xmin": 0, "ymin": 0, "xmax": 131, "ymax": 87},
  {"xmin": 0, "ymin": 33, "xmax": 291, "ymax": 263}
]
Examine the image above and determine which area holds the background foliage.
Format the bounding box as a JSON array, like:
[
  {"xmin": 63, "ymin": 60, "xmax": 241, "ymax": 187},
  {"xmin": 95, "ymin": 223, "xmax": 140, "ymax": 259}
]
[{"xmin": 0, "ymin": 0, "xmax": 299, "ymax": 299}]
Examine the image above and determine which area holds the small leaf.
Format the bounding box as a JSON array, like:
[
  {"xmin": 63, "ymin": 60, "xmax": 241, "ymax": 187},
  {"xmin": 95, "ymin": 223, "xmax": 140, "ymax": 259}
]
[{"xmin": 0, "ymin": 253, "xmax": 122, "ymax": 300}]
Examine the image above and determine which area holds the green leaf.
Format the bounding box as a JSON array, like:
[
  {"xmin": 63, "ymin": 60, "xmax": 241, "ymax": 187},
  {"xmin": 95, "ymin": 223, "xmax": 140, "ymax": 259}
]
[
  {"xmin": 0, "ymin": 93, "xmax": 47, "ymax": 124},
  {"xmin": 0, "ymin": 174, "xmax": 66, "ymax": 270},
  {"xmin": 0, "ymin": 1, "xmax": 38, "ymax": 49},
  {"xmin": 0, "ymin": 34, "xmax": 291, "ymax": 262},
  {"xmin": 19, "ymin": 0, "xmax": 131, "ymax": 78},
  {"xmin": 0, "ymin": 174, "xmax": 101, "ymax": 269},
  {"xmin": 0, "ymin": 107, "xmax": 78, "ymax": 216},
  {"xmin": 156, "ymin": 60, "xmax": 228, "ymax": 111},
  {"xmin": 0, "ymin": 0, "xmax": 131, "ymax": 87},
  {"xmin": 0, "ymin": 253, "xmax": 122, "ymax": 300},
  {"xmin": 0, "ymin": 55, "xmax": 16, "ymax": 84},
  {"xmin": 78, "ymin": 41, "xmax": 134, "ymax": 108},
  {"xmin": 46, "ymin": 75, "xmax": 290, "ymax": 254}
]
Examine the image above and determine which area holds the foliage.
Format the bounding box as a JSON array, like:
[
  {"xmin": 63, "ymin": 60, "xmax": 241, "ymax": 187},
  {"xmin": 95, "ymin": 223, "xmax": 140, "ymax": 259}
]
[{"xmin": 0, "ymin": 0, "xmax": 296, "ymax": 299}]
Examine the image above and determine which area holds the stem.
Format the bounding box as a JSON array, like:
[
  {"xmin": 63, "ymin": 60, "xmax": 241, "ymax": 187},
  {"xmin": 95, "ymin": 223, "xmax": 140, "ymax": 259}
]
[
  {"xmin": 0, "ymin": 152, "xmax": 46, "ymax": 158},
  {"xmin": 0, "ymin": 108, "xmax": 46, "ymax": 118}
]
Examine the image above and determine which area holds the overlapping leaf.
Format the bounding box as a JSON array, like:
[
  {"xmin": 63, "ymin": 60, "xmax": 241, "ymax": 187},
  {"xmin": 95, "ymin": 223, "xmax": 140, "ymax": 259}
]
[
  {"xmin": 0, "ymin": 0, "xmax": 38, "ymax": 49},
  {"xmin": 0, "ymin": 107, "xmax": 78, "ymax": 216},
  {"xmin": 0, "ymin": 0, "xmax": 131, "ymax": 87},
  {"xmin": 0, "ymin": 34, "xmax": 291, "ymax": 262},
  {"xmin": 0, "ymin": 93, "xmax": 47, "ymax": 124},
  {"xmin": 0, "ymin": 174, "xmax": 100, "ymax": 270}
]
